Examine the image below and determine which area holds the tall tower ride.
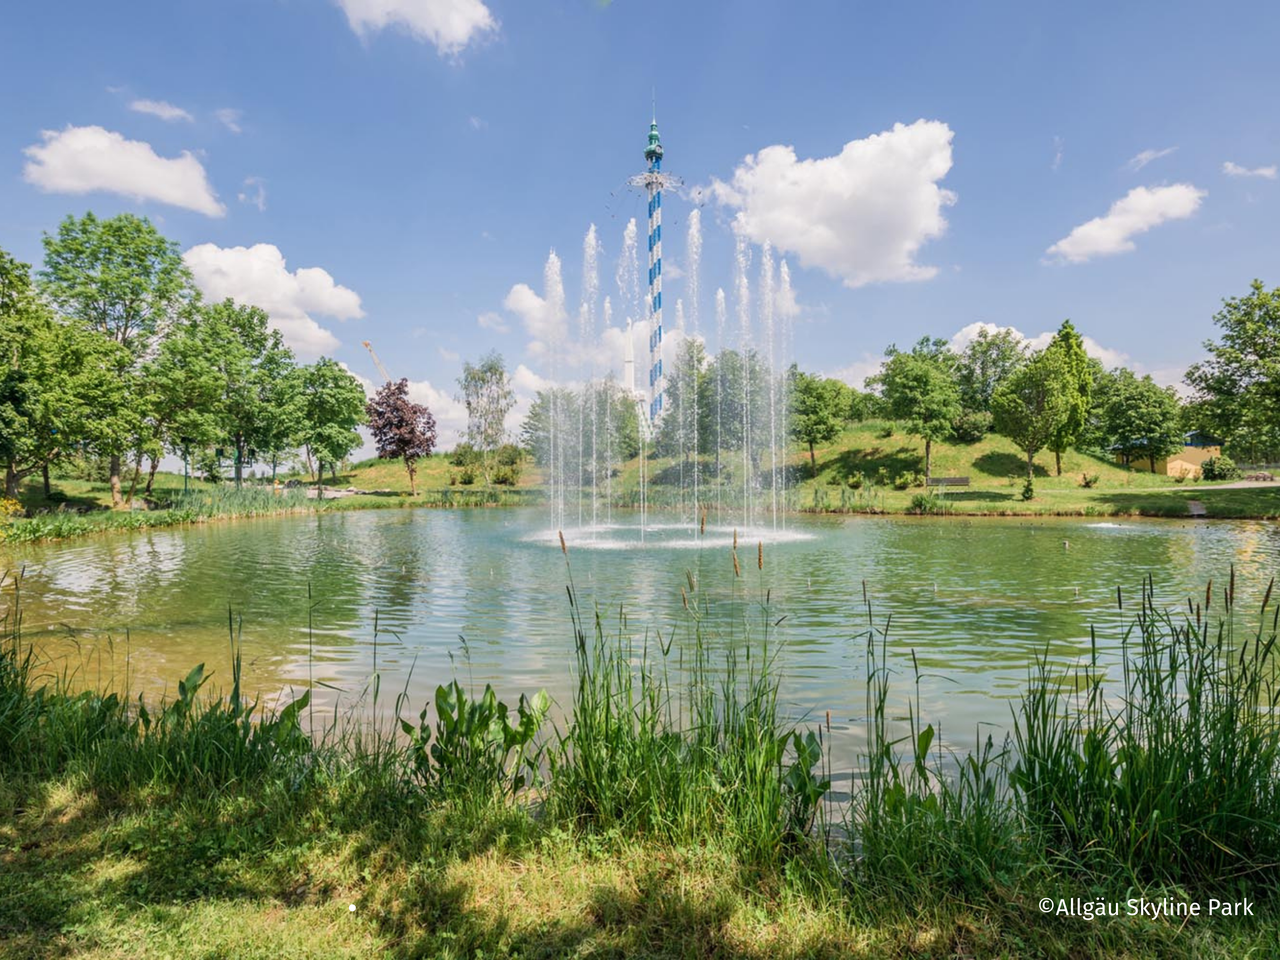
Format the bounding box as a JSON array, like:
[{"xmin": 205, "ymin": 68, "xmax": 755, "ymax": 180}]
[{"xmin": 628, "ymin": 115, "xmax": 681, "ymax": 423}]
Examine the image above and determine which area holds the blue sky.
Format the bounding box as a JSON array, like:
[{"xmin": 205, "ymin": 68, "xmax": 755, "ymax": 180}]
[{"xmin": 3, "ymin": 0, "xmax": 1278, "ymax": 439}]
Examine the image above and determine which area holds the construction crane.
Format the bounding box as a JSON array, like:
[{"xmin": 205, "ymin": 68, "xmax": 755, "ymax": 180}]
[{"xmin": 362, "ymin": 340, "xmax": 392, "ymax": 383}]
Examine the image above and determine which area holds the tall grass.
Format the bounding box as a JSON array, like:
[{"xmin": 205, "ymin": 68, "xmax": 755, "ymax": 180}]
[{"xmin": 1013, "ymin": 572, "xmax": 1280, "ymax": 886}]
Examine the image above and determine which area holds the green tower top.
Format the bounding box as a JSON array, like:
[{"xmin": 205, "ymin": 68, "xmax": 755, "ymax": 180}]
[{"xmin": 644, "ymin": 121, "xmax": 663, "ymax": 164}]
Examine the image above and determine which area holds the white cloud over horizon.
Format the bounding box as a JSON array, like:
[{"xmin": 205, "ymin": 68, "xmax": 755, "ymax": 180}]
[
  {"xmin": 711, "ymin": 119, "xmax": 957, "ymax": 288},
  {"xmin": 215, "ymin": 108, "xmax": 242, "ymax": 134},
  {"xmin": 1223, "ymin": 161, "xmax": 1277, "ymax": 180},
  {"xmin": 23, "ymin": 125, "xmax": 225, "ymax": 217},
  {"xmin": 129, "ymin": 98, "xmax": 193, "ymax": 123},
  {"xmin": 335, "ymin": 0, "xmax": 497, "ymax": 55},
  {"xmin": 184, "ymin": 243, "xmax": 364, "ymax": 357},
  {"xmin": 1044, "ymin": 184, "xmax": 1205, "ymax": 263}
]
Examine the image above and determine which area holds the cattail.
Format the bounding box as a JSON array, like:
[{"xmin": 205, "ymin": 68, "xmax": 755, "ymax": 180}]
[
  {"xmin": 681, "ymin": 587, "xmax": 688, "ymax": 610},
  {"xmin": 558, "ymin": 530, "xmax": 567, "ymax": 556},
  {"xmin": 733, "ymin": 551, "xmax": 741, "ymax": 578},
  {"xmin": 733, "ymin": 529, "xmax": 738, "ymax": 550},
  {"xmin": 757, "ymin": 542, "xmax": 763, "ymax": 571},
  {"xmin": 826, "ymin": 710, "xmax": 831, "ymax": 732},
  {"xmin": 1263, "ymin": 578, "xmax": 1274, "ymax": 614},
  {"xmin": 700, "ymin": 510, "xmax": 706, "ymax": 536}
]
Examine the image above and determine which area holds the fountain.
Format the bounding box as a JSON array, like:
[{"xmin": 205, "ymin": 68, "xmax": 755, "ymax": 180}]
[{"xmin": 523, "ymin": 118, "xmax": 808, "ymax": 549}]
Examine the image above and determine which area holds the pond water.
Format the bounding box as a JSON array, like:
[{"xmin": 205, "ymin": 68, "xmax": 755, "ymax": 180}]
[{"xmin": 3, "ymin": 508, "xmax": 1278, "ymax": 754}]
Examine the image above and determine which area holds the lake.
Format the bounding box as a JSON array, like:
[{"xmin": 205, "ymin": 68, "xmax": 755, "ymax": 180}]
[{"xmin": 4, "ymin": 508, "xmax": 1277, "ymax": 754}]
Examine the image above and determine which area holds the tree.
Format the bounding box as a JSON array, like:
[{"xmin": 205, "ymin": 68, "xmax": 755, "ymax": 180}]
[
  {"xmin": 992, "ymin": 350, "xmax": 1072, "ymax": 485},
  {"xmin": 298, "ymin": 358, "xmax": 367, "ymax": 495},
  {"xmin": 367, "ymin": 378, "xmax": 437, "ymax": 495},
  {"xmin": 956, "ymin": 327, "xmax": 1027, "ymax": 414},
  {"xmin": 654, "ymin": 338, "xmax": 707, "ymax": 459},
  {"xmin": 1098, "ymin": 368, "xmax": 1184, "ymax": 471},
  {"xmin": 1185, "ymin": 280, "xmax": 1280, "ymax": 460},
  {"xmin": 1043, "ymin": 320, "xmax": 1093, "ymax": 475},
  {"xmin": 872, "ymin": 346, "xmax": 962, "ymax": 480},
  {"xmin": 789, "ymin": 370, "xmax": 845, "ymax": 477},
  {"xmin": 458, "ymin": 352, "xmax": 515, "ymax": 486},
  {"xmin": 1, "ymin": 248, "xmax": 132, "ymax": 498},
  {"xmin": 40, "ymin": 212, "xmax": 196, "ymax": 507}
]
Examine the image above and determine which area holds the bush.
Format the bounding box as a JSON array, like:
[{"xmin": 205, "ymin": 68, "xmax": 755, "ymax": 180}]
[
  {"xmin": 1080, "ymin": 473, "xmax": 1099, "ymax": 489},
  {"xmin": 847, "ymin": 472, "xmax": 865, "ymax": 490},
  {"xmin": 826, "ymin": 473, "xmax": 842, "ymax": 485},
  {"xmin": 951, "ymin": 409, "xmax": 992, "ymax": 443},
  {"xmin": 1021, "ymin": 478, "xmax": 1035, "ymax": 501},
  {"xmin": 907, "ymin": 492, "xmax": 945, "ymax": 515},
  {"xmin": 877, "ymin": 423, "xmax": 895, "ymax": 439},
  {"xmin": 459, "ymin": 466, "xmax": 477, "ymax": 485},
  {"xmin": 874, "ymin": 467, "xmax": 891, "ymax": 487},
  {"xmin": 892, "ymin": 473, "xmax": 912, "ymax": 491},
  {"xmin": 1201, "ymin": 455, "xmax": 1242, "ymax": 481},
  {"xmin": 493, "ymin": 465, "xmax": 521, "ymax": 486},
  {"xmin": 496, "ymin": 443, "xmax": 523, "ymax": 467},
  {"xmin": 450, "ymin": 442, "xmax": 480, "ymax": 467}
]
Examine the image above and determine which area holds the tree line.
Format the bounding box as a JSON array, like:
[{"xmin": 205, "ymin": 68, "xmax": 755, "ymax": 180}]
[{"xmin": 1, "ymin": 213, "xmax": 368, "ymax": 504}]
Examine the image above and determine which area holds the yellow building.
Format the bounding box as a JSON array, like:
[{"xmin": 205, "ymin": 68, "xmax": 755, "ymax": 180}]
[{"xmin": 1114, "ymin": 432, "xmax": 1222, "ymax": 478}]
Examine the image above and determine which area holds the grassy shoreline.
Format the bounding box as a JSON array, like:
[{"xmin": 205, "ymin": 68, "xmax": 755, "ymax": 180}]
[{"xmin": 3, "ymin": 562, "xmax": 1280, "ymax": 957}]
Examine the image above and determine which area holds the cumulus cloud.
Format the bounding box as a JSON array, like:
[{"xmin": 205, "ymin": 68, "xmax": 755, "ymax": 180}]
[
  {"xmin": 1127, "ymin": 147, "xmax": 1176, "ymax": 171},
  {"xmin": 438, "ymin": 345, "xmax": 460, "ymax": 362},
  {"xmin": 711, "ymin": 120, "xmax": 957, "ymax": 288},
  {"xmin": 1223, "ymin": 161, "xmax": 1277, "ymax": 180},
  {"xmin": 948, "ymin": 320, "xmax": 1129, "ymax": 369},
  {"xmin": 1044, "ymin": 184, "xmax": 1205, "ymax": 264},
  {"xmin": 335, "ymin": 0, "xmax": 497, "ymax": 55},
  {"xmin": 829, "ymin": 354, "xmax": 885, "ymax": 391},
  {"xmin": 183, "ymin": 243, "xmax": 364, "ymax": 357},
  {"xmin": 23, "ymin": 125, "xmax": 225, "ymax": 217},
  {"xmin": 215, "ymin": 108, "xmax": 242, "ymax": 133},
  {"xmin": 129, "ymin": 98, "xmax": 193, "ymax": 123}
]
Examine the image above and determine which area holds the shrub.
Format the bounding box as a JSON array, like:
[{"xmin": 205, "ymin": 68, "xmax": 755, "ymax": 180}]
[
  {"xmin": 907, "ymin": 492, "xmax": 945, "ymax": 514},
  {"xmin": 450, "ymin": 442, "xmax": 480, "ymax": 467},
  {"xmin": 826, "ymin": 473, "xmax": 842, "ymax": 485},
  {"xmin": 496, "ymin": 443, "xmax": 523, "ymax": 467},
  {"xmin": 1021, "ymin": 478, "xmax": 1035, "ymax": 501},
  {"xmin": 1201, "ymin": 455, "xmax": 1242, "ymax": 481},
  {"xmin": 892, "ymin": 474, "xmax": 912, "ymax": 491},
  {"xmin": 459, "ymin": 466, "xmax": 477, "ymax": 485},
  {"xmin": 493, "ymin": 465, "xmax": 521, "ymax": 486},
  {"xmin": 951, "ymin": 409, "xmax": 992, "ymax": 443},
  {"xmin": 847, "ymin": 472, "xmax": 865, "ymax": 490},
  {"xmin": 874, "ymin": 467, "xmax": 891, "ymax": 487},
  {"xmin": 1080, "ymin": 472, "xmax": 1099, "ymax": 489},
  {"xmin": 877, "ymin": 423, "xmax": 895, "ymax": 439}
]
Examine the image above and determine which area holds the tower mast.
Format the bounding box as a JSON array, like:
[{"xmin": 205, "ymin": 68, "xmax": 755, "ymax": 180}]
[{"xmin": 629, "ymin": 114, "xmax": 681, "ymax": 424}]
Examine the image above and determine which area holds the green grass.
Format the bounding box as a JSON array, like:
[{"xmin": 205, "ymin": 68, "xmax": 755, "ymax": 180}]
[{"xmin": 3, "ymin": 555, "xmax": 1280, "ymax": 957}]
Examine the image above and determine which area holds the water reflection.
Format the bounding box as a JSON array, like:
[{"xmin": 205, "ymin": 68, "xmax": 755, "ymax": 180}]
[{"xmin": 4, "ymin": 510, "xmax": 1276, "ymax": 752}]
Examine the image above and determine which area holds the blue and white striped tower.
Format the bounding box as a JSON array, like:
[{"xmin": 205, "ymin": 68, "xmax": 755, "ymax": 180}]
[
  {"xmin": 644, "ymin": 121, "xmax": 665, "ymax": 423},
  {"xmin": 629, "ymin": 117, "xmax": 681, "ymax": 425}
]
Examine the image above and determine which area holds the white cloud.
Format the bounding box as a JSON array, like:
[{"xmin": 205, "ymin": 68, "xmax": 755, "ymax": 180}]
[
  {"xmin": 215, "ymin": 108, "xmax": 242, "ymax": 134},
  {"xmin": 468, "ymin": 115, "xmax": 486, "ymax": 130},
  {"xmin": 829, "ymin": 354, "xmax": 884, "ymax": 391},
  {"xmin": 237, "ymin": 176, "xmax": 266, "ymax": 212},
  {"xmin": 129, "ymin": 99, "xmax": 193, "ymax": 123},
  {"xmin": 477, "ymin": 310, "xmax": 509, "ymax": 333},
  {"xmin": 948, "ymin": 321, "xmax": 1129, "ymax": 369},
  {"xmin": 1044, "ymin": 184, "xmax": 1205, "ymax": 264},
  {"xmin": 438, "ymin": 345, "xmax": 460, "ymax": 362},
  {"xmin": 1223, "ymin": 161, "xmax": 1277, "ymax": 180},
  {"xmin": 183, "ymin": 243, "xmax": 364, "ymax": 357},
  {"xmin": 1051, "ymin": 136, "xmax": 1064, "ymax": 172},
  {"xmin": 711, "ymin": 120, "xmax": 957, "ymax": 288},
  {"xmin": 1127, "ymin": 147, "xmax": 1176, "ymax": 171},
  {"xmin": 23, "ymin": 125, "xmax": 225, "ymax": 217},
  {"xmin": 335, "ymin": 0, "xmax": 497, "ymax": 55}
]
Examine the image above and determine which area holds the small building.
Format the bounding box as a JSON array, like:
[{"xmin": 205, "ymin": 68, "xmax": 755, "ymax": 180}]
[{"xmin": 1113, "ymin": 431, "xmax": 1222, "ymax": 478}]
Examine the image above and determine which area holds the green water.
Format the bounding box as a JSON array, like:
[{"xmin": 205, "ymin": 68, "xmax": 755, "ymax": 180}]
[{"xmin": 3, "ymin": 509, "xmax": 1277, "ymax": 750}]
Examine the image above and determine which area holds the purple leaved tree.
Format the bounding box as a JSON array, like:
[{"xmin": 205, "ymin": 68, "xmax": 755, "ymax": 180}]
[{"xmin": 366, "ymin": 379, "xmax": 437, "ymax": 496}]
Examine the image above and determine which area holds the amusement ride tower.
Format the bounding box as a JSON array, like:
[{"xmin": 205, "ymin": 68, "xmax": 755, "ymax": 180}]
[{"xmin": 628, "ymin": 115, "xmax": 682, "ymax": 424}]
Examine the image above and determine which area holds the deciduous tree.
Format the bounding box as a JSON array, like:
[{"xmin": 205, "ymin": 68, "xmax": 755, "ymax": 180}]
[{"xmin": 366, "ymin": 378, "xmax": 437, "ymax": 495}]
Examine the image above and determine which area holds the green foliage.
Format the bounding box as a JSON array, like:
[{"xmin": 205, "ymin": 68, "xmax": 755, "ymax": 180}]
[
  {"xmin": 1021, "ymin": 477, "xmax": 1035, "ymax": 500},
  {"xmin": 1080, "ymin": 472, "xmax": 1100, "ymax": 488},
  {"xmin": 1186, "ymin": 279, "xmax": 1280, "ymax": 459},
  {"xmin": 907, "ymin": 492, "xmax": 946, "ymax": 514},
  {"xmin": 459, "ymin": 351, "xmax": 516, "ymax": 485},
  {"xmin": 1201, "ymin": 454, "xmax": 1242, "ymax": 481},
  {"xmin": 950, "ymin": 408, "xmax": 992, "ymax": 443},
  {"xmin": 1044, "ymin": 320, "xmax": 1094, "ymax": 473},
  {"xmin": 992, "ymin": 349, "xmax": 1072, "ymax": 481},
  {"xmin": 401, "ymin": 680, "xmax": 548, "ymax": 802},
  {"xmin": 1096, "ymin": 367, "xmax": 1184, "ymax": 468},
  {"xmin": 872, "ymin": 345, "xmax": 962, "ymax": 479},
  {"xmin": 956, "ymin": 326, "xmax": 1027, "ymax": 413},
  {"xmin": 789, "ymin": 369, "xmax": 846, "ymax": 476},
  {"xmin": 298, "ymin": 358, "xmax": 366, "ymax": 481}
]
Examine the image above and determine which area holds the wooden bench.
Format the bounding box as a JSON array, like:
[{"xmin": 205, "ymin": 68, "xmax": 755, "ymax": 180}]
[{"xmin": 926, "ymin": 476, "xmax": 970, "ymax": 490}]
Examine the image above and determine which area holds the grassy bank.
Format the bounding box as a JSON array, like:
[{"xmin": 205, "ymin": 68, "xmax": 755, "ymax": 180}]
[{"xmin": 3, "ymin": 558, "xmax": 1280, "ymax": 958}]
